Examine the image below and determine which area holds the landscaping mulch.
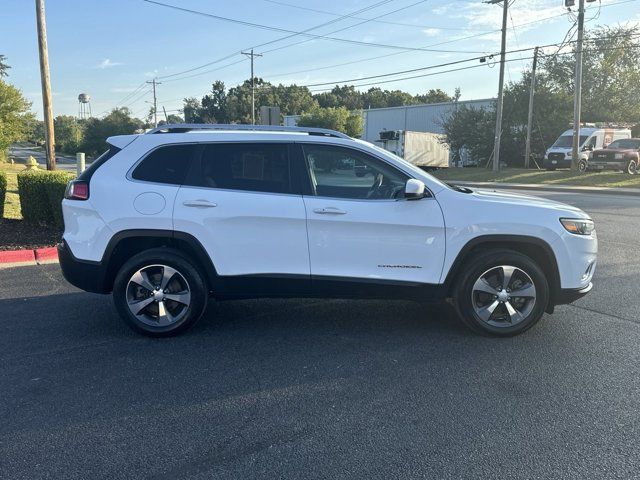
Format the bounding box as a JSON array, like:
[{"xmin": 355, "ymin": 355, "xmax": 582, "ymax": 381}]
[{"xmin": 0, "ymin": 218, "xmax": 62, "ymax": 251}]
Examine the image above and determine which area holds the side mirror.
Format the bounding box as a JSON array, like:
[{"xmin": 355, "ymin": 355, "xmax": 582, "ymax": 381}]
[
  {"xmin": 583, "ymin": 145, "xmax": 594, "ymax": 151},
  {"xmin": 405, "ymin": 179, "xmax": 426, "ymax": 200}
]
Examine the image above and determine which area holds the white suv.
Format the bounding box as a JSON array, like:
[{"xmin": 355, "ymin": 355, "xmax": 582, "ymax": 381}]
[{"xmin": 58, "ymin": 124, "xmax": 597, "ymax": 337}]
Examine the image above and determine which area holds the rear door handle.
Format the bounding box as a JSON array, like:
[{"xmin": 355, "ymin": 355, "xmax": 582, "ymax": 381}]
[
  {"xmin": 183, "ymin": 200, "xmax": 217, "ymax": 208},
  {"xmin": 313, "ymin": 207, "xmax": 347, "ymax": 215}
]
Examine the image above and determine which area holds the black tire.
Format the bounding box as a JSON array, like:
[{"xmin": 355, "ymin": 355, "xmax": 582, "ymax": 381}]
[
  {"xmin": 627, "ymin": 159, "xmax": 638, "ymax": 175},
  {"xmin": 578, "ymin": 159, "xmax": 588, "ymax": 173},
  {"xmin": 452, "ymin": 249, "xmax": 549, "ymax": 337},
  {"xmin": 113, "ymin": 248, "xmax": 208, "ymax": 337}
]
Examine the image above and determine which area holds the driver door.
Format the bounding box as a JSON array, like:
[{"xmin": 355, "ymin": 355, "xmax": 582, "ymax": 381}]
[{"xmin": 300, "ymin": 143, "xmax": 445, "ymax": 286}]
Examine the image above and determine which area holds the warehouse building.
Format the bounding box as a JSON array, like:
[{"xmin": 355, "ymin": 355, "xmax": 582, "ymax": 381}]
[{"xmin": 283, "ymin": 98, "xmax": 494, "ymax": 143}]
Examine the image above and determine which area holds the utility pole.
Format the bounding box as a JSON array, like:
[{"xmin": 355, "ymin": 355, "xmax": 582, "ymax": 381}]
[
  {"xmin": 525, "ymin": 46, "xmax": 539, "ymax": 169},
  {"xmin": 241, "ymin": 49, "xmax": 263, "ymax": 125},
  {"xmin": 35, "ymin": 0, "xmax": 55, "ymax": 170},
  {"xmin": 571, "ymin": 0, "xmax": 585, "ymax": 170},
  {"xmin": 488, "ymin": 0, "xmax": 509, "ymax": 172},
  {"xmin": 146, "ymin": 78, "xmax": 161, "ymax": 127}
]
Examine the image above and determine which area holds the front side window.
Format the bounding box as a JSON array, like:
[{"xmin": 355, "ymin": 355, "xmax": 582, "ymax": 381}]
[
  {"xmin": 188, "ymin": 143, "xmax": 291, "ymax": 194},
  {"xmin": 132, "ymin": 144, "xmax": 196, "ymax": 185},
  {"xmin": 302, "ymin": 144, "xmax": 408, "ymax": 200}
]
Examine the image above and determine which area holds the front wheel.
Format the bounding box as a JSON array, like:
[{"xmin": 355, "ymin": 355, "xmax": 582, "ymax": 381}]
[
  {"xmin": 578, "ymin": 159, "xmax": 588, "ymax": 172},
  {"xmin": 627, "ymin": 159, "xmax": 638, "ymax": 175},
  {"xmin": 113, "ymin": 249, "xmax": 208, "ymax": 336},
  {"xmin": 452, "ymin": 249, "xmax": 549, "ymax": 336}
]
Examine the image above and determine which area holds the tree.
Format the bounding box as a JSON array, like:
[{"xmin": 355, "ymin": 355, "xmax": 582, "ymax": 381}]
[
  {"xmin": 440, "ymin": 104, "xmax": 495, "ymax": 166},
  {"xmin": 0, "ymin": 79, "xmax": 33, "ymax": 161},
  {"xmin": 54, "ymin": 115, "xmax": 84, "ymax": 154},
  {"xmin": 297, "ymin": 106, "xmax": 363, "ymax": 137},
  {"xmin": 414, "ymin": 88, "xmax": 455, "ymax": 104},
  {"xmin": 80, "ymin": 107, "xmax": 145, "ymax": 156},
  {"xmin": 0, "ymin": 55, "xmax": 10, "ymax": 78},
  {"xmin": 200, "ymin": 81, "xmax": 228, "ymax": 123},
  {"xmin": 182, "ymin": 97, "xmax": 202, "ymax": 123},
  {"xmin": 542, "ymin": 26, "xmax": 640, "ymax": 124},
  {"xmin": 315, "ymin": 85, "xmax": 363, "ymax": 110}
]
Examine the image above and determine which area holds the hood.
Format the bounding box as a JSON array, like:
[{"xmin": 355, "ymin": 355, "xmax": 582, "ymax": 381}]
[{"xmin": 470, "ymin": 188, "xmax": 590, "ymax": 218}]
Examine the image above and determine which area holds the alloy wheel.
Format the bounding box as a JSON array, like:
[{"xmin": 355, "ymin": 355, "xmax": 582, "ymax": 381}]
[
  {"xmin": 471, "ymin": 265, "xmax": 537, "ymax": 328},
  {"xmin": 126, "ymin": 264, "xmax": 191, "ymax": 327}
]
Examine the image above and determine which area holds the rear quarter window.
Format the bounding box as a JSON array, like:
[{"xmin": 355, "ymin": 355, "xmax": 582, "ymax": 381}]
[{"xmin": 132, "ymin": 144, "xmax": 199, "ymax": 185}]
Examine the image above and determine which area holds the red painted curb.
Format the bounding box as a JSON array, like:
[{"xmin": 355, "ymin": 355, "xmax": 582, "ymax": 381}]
[
  {"xmin": 0, "ymin": 249, "xmax": 36, "ymax": 264},
  {"xmin": 35, "ymin": 247, "xmax": 59, "ymax": 264}
]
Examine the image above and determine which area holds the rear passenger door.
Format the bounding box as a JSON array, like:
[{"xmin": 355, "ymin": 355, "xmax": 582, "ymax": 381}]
[{"xmin": 173, "ymin": 142, "xmax": 310, "ymax": 291}]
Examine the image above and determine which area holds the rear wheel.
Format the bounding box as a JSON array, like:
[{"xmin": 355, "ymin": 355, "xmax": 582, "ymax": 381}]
[
  {"xmin": 453, "ymin": 249, "xmax": 549, "ymax": 336},
  {"xmin": 627, "ymin": 159, "xmax": 638, "ymax": 175},
  {"xmin": 113, "ymin": 249, "xmax": 208, "ymax": 336}
]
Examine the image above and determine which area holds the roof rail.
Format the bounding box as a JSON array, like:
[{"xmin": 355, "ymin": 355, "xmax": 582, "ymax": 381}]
[{"xmin": 145, "ymin": 123, "xmax": 351, "ymax": 139}]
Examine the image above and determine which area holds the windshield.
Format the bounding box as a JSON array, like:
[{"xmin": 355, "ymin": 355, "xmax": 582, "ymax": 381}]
[
  {"xmin": 607, "ymin": 139, "xmax": 640, "ymax": 149},
  {"xmin": 553, "ymin": 135, "xmax": 588, "ymax": 148}
]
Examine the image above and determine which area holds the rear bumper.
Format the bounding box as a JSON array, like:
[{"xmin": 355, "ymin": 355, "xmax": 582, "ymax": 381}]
[
  {"xmin": 57, "ymin": 240, "xmax": 110, "ymax": 294},
  {"xmin": 555, "ymin": 282, "xmax": 593, "ymax": 305},
  {"xmin": 588, "ymin": 161, "xmax": 626, "ymax": 170}
]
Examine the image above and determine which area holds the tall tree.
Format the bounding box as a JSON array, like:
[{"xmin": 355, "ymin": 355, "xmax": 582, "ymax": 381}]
[
  {"xmin": 200, "ymin": 81, "xmax": 228, "ymax": 123},
  {"xmin": 54, "ymin": 115, "xmax": 84, "ymax": 154},
  {"xmin": 0, "ymin": 79, "xmax": 33, "ymax": 161},
  {"xmin": 297, "ymin": 106, "xmax": 363, "ymax": 137}
]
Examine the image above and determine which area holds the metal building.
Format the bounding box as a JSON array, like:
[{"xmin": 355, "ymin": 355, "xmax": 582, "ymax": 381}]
[{"xmin": 283, "ymin": 98, "xmax": 494, "ymax": 142}]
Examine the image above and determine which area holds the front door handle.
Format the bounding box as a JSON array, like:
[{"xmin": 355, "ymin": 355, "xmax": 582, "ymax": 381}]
[
  {"xmin": 183, "ymin": 200, "xmax": 217, "ymax": 208},
  {"xmin": 313, "ymin": 207, "xmax": 347, "ymax": 215}
]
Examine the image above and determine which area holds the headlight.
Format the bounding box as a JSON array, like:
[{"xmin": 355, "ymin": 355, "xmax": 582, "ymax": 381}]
[{"xmin": 560, "ymin": 218, "xmax": 595, "ymax": 235}]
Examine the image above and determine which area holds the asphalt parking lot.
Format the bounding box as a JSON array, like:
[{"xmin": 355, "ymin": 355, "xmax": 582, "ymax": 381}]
[{"xmin": 1, "ymin": 190, "xmax": 638, "ymax": 479}]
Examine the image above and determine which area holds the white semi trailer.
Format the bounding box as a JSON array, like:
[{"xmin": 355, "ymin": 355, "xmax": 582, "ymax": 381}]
[{"xmin": 377, "ymin": 130, "xmax": 450, "ymax": 170}]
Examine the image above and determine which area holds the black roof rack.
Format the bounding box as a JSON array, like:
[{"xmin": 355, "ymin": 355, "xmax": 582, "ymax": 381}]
[{"xmin": 145, "ymin": 123, "xmax": 351, "ymax": 139}]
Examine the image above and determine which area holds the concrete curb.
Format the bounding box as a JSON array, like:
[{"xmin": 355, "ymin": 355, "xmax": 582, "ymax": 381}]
[
  {"xmin": 450, "ymin": 181, "xmax": 640, "ymax": 196},
  {"xmin": 0, "ymin": 247, "xmax": 58, "ymax": 269}
]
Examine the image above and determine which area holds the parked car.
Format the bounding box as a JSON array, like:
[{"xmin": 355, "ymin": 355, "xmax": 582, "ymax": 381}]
[
  {"xmin": 543, "ymin": 127, "xmax": 631, "ymax": 170},
  {"xmin": 585, "ymin": 138, "xmax": 640, "ymax": 174},
  {"xmin": 58, "ymin": 124, "xmax": 597, "ymax": 337}
]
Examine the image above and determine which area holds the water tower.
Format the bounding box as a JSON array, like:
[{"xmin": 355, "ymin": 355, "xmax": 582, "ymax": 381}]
[{"xmin": 78, "ymin": 93, "xmax": 92, "ymax": 119}]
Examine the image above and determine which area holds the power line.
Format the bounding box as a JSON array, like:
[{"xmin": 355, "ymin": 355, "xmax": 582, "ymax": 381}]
[
  {"xmin": 153, "ymin": 0, "xmax": 396, "ymax": 81},
  {"xmin": 143, "ymin": 0, "xmax": 486, "ymax": 65},
  {"xmin": 259, "ymin": 0, "xmax": 490, "ymax": 31}
]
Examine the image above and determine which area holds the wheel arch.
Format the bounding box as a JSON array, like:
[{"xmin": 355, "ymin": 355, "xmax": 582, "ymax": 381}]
[
  {"xmin": 443, "ymin": 235, "xmax": 561, "ymax": 311},
  {"xmin": 101, "ymin": 229, "xmax": 218, "ymax": 293}
]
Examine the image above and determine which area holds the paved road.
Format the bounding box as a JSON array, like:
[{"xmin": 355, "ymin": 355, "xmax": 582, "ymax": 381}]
[{"xmin": 1, "ymin": 190, "xmax": 638, "ymax": 479}]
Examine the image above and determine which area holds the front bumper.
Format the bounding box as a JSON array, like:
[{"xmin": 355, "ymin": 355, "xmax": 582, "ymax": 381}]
[
  {"xmin": 58, "ymin": 240, "xmax": 110, "ymax": 294},
  {"xmin": 555, "ymin": 282, "xmax": 593, "ymax": 305}
]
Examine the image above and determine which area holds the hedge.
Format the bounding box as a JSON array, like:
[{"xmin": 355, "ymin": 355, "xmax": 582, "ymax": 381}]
[
  {"xmin": 17, "ymin": 170, "xmax": 74, "ymax": 227},
  {"xmin": 0, "ymin": 171, "xmax": 6, "ymax": 219}
]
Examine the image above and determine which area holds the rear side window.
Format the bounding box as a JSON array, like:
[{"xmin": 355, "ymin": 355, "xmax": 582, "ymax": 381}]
[
  {"xmin": 186, "ymin": 143, "xmax": 291, "ymax": 194},
  {"xmin": 132, "ymin": 144, "xmax": 197, "ymax": 185}
]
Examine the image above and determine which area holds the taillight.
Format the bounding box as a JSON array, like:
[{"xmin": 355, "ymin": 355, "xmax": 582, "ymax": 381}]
[{"xmin": 65, "ymin": 181, "xmax": 89, "ymax": 200}]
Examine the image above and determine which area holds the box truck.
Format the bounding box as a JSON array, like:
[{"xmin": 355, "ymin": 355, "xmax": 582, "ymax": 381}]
[{"xmin": 377, "ymin": 130, "xmax": 450, "ymax": 170}]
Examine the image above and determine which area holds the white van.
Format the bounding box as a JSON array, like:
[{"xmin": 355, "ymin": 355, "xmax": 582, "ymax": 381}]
[{"xmin": 543, "ymin": 127, "xmax": 631, "ymax": 170}]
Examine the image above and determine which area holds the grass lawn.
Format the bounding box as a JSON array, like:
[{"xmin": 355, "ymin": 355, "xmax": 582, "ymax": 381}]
[
  {"xmin": 1, "ymin": 162, "xmax": 24, "ymax": 219},
  {"xmin": 432, "ymin": 168, "xmax": 640, "ymax": 189}
]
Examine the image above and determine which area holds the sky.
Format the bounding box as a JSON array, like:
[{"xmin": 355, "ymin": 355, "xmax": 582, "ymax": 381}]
[{"xmin": 2, "ymin": 0, "xmax": 639, "ymax": 120}]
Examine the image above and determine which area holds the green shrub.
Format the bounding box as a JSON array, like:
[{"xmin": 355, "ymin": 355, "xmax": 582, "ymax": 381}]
[
  {"xmin": 17, "ymin": 170, "xmax": 74, "ymax": 227},
  {"xmin": 0, "ymin": 170, "xmax": 6, "ymax": 218}
]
